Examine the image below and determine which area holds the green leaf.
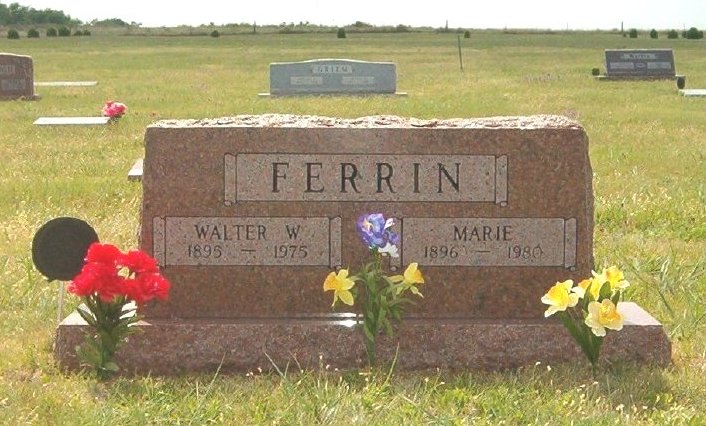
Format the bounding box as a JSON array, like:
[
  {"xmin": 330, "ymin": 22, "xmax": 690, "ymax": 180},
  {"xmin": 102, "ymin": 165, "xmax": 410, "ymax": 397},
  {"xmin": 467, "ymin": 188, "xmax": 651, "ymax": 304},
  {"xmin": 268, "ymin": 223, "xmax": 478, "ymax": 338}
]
[
  {"xmin": 382, "ymin": 317, "xmax": 394, "ymax": 337},
  {"xmin": 377, "ymin": 305, "xmax": 388, "ymax": 327},
  {"xmin": 102, "ymin": 362, "xmax": 120, "ymax": 372},
  {"xmin": 76, "ymin": 307, "xmax": 97, "ymax": 327},
  {"xmin": 76, "ymin": 340, "xmax": 101, "ymax": 365},
  {"xmin": 99, "ymin": 330, "xmax": 117, "ymax": 353},
  {"xmin": 599, "ymin": 281, "xmax": 611, "ymax": 300},
  {"xmin": 581, "ymin": 292, "xmax": 591, "ymax": 309},
  {"xmin": 363, "ymin": 323, "xmax": 376, "ymax": 343},
  {"xmin": 611, "ymin": 291, "xmax": 621, "ymax": 305}
]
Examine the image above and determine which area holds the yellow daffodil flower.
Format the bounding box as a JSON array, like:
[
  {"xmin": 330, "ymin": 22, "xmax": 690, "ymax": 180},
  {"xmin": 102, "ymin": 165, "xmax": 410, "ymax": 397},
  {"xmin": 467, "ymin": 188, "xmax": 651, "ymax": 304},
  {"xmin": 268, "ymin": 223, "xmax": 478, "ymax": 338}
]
[
  {"xmin": 576, "ymin": 277, "xmax": 601, "ymax": 300},
  {"xmin": 541, "ymin": 279, "xmax": 579, "ymax": 317},
  {"xmin": 585, "ymin": 299, "xmax": 624, "ymax": 337},
  {"xmin": 402, "ymin": 262, "xmax": 424, "ymax": 285},
  {"xmin": 603, "ymin": 265, "xmax": 630, "ymax": 291},
  {"xmin": 323, "ymin": 269, "xmax": 355, "ymax": 306},
  {"xmin": 390, "ymin": 262, "xmax": 425, "ymax": 296}
]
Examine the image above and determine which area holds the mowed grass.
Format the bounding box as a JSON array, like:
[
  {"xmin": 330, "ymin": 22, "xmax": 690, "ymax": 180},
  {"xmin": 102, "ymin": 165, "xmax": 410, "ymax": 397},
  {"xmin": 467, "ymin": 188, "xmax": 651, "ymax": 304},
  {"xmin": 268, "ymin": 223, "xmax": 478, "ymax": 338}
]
[{"xmin": 1, "ymin": 31, "xmax": 705, "ymax": 424}]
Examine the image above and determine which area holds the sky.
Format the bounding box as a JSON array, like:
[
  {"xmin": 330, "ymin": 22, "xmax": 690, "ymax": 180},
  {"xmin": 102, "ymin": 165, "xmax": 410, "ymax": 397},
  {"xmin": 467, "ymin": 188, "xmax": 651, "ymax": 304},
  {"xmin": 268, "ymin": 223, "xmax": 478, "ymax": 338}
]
[{"xmin": 15, "ymin": 0, "xmax": 706, "ymax": 30}]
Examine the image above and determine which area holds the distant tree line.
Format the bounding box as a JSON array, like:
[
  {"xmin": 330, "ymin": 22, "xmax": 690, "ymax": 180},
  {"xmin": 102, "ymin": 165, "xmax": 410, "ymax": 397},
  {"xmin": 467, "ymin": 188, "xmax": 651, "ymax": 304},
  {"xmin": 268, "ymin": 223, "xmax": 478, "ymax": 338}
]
[
  {"xmin": 627, "ymin": 27, "xmax": 704, "ymax": 39},
  {"xmin": 89, "ymin": 18, "xmax": 133, "ymax": 27},
  {"xmin": 0, "ymin": 2, "xmax": 79, "ymax": 25}
]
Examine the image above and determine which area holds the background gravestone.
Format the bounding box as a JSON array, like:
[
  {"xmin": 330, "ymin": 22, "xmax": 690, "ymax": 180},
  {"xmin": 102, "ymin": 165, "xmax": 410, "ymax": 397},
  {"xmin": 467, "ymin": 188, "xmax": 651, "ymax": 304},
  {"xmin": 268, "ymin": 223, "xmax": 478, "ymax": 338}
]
[
  {"xmin": 265, "ymin": 59, "xmax": 402, "ymax": 96},
  {"xmin": 54, "ymin": 114, "xmax": 670, "ymax": 373},
  {"xmin": 598, "ymin": 49, "xmax": 683, "ymax": 80},
  {"xmin": 0, "ymin": 53, "xmax": 38, "ymax": 100}
]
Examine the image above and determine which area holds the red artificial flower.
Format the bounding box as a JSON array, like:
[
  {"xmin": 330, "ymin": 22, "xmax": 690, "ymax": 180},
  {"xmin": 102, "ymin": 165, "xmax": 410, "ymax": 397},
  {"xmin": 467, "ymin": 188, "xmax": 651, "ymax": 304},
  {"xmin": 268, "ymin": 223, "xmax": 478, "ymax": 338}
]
[
  {"xmin": 67, "ymin": 262, "xmax": 113, "ymax": 297},
  {"xmin": 85, "ymin": 242, "xmax": 122, "ymax": 265},
  {"xmin": 67, "ymin": 242, "xmax": 169, "ymax": 379},
  {"xmin": 139, "ymin": 272, "xmax": 170, "ymax": 301},
  {"xmin": 125, "ymin": 273, "xmax": 170, "ymax": 305},
  {"xmin": 121, "ymin": 249, "xmax": 158, "ymax": 274},
  {"xmin": 68, "ymin": 242, "xmax": 169, "ymax": 305},
  {"xmin": 101, "ymin": 101, "xmax": 127, "ymax": 118}
]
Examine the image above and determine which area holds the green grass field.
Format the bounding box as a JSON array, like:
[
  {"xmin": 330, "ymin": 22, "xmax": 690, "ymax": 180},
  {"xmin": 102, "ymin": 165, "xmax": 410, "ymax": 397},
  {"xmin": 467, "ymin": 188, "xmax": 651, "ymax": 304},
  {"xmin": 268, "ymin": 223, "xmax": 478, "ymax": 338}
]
[{"xmin": 1, "ymin": 31, "xmax": 705, "ymax": 424}]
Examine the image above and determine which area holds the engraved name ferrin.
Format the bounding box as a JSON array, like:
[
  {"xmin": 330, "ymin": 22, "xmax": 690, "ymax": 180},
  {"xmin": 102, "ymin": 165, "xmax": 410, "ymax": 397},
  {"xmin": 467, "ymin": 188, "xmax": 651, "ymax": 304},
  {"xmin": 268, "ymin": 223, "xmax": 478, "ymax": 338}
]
[
  {"xmin": 311, "ymin": 64, "xmax": 353, "ymax": 74},
  {"xmin": 152, "ymin": 216, "xmax": 342, "ymax": 267},
  {"xmin": 621, "ymin": 53, "xmax": 657, "ymax": 60},
  {"xmin": 224, "ymin": 154, "xmax": 508, "ymax": 204}
]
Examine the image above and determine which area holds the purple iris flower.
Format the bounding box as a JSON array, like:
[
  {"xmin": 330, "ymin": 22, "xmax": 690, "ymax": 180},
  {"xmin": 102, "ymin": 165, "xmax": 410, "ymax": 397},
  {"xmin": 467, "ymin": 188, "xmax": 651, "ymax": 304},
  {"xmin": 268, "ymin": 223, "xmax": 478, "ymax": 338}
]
[{"xmin": 357, "ymin": 213, "xmax": 399, "ymax": 251}]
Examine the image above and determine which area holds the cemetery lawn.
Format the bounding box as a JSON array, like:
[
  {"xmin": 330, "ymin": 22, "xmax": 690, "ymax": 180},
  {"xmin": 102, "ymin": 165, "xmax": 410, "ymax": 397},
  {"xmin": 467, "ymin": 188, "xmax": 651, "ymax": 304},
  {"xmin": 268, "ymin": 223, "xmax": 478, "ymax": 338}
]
[{"xmin": 1, "ymin": 31, "xmax": 705, "ymax": 424}]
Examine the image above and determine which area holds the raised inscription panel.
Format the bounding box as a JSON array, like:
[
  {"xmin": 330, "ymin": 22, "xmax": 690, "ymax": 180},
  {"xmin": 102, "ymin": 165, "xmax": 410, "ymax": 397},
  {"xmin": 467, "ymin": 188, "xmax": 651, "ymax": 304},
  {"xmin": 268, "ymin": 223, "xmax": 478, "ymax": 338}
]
[
  {"xmin": 269, "ymin": 59, "xmax": 396, "ymax": 95},
  {"xmin": 153, "ymin": 216, "xmax": 341, "ymax": 267},
  {"xmin": 401, "ymin": 218, "xmax": 576, "ymax": 268},
  {"xmin": 141, "ymin": 115, "xmax": 593, "ymax": 319},
  {"xmin": 225, "ymin": 154, "xmax": 507, "ymax": 204},
  {"xmin": 604, "ymin": 49, "xmax": 676, "ymax": 77}
]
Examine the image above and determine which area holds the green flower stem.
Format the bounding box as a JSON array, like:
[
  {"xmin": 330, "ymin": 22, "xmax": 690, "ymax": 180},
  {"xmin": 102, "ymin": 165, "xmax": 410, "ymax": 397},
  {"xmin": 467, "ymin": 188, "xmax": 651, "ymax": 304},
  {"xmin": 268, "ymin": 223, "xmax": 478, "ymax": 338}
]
[
  {"xmin": 361, "ymin": 251, "xmax": 383, "ymax": 365},
  {"xmin": 77, "ymin": 295, "xmax": 138, "ymax": 380},
  {"xmin": 559, "ymin": 308, "xmax": 603, "ymax": 370},
  {"xmin": 346, "ymin": 249, "xmax": 420, "ymax": 367}
]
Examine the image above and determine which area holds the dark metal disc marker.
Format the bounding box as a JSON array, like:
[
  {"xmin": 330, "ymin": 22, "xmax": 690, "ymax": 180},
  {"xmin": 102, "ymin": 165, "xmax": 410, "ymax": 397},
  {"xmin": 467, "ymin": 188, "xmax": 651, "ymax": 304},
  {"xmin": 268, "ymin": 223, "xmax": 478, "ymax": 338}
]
[{"xmin": 31, "ymin": 217, "xmax": 99, "ymax": 281}]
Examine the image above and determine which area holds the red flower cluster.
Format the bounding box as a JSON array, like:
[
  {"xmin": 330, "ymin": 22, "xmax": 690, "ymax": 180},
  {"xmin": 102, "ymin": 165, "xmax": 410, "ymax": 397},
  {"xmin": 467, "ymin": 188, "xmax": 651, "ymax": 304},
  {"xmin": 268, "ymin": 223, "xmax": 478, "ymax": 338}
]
[
  {"xmin": 101, "ymin": 101, "xmax": 127, "ymax": 118},
  {"xmin": 68, "ymin": 243, "xmax": 170, "ymax": 305}
]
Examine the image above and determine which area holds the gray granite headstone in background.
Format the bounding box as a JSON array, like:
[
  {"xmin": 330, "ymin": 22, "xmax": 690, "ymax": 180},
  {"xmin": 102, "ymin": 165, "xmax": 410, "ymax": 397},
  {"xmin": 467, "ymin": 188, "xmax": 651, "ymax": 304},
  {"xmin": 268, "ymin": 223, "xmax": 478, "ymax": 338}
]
[
  {"xmin": 266, "ymin": 59, "xmax": 401, "ymax": 96},
  {"xmin": 0, "ymin": 53, "xmax": 38, "ymax": 100},
  {"xmin": 602, "ymin": 49, "xmax": 679, "ymax": 79}
]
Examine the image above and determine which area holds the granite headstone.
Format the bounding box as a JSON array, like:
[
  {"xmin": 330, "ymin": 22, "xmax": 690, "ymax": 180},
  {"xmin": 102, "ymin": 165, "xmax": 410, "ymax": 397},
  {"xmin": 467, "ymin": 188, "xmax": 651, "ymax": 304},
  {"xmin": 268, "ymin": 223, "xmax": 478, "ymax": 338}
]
[
  {"xmin": 265, "ymin": 59, "xmax": 401, "ymax": 96},
  {"xmin": 599, "ymin": 49, "xmax": 682, "ymax": 80},
  {"xmin": 0, "ymin": 53, "xmax": 38, "ymax": 100},
  {"xmin": 55, "ymin": 114, "xmax": 670, "ymax": 373}
]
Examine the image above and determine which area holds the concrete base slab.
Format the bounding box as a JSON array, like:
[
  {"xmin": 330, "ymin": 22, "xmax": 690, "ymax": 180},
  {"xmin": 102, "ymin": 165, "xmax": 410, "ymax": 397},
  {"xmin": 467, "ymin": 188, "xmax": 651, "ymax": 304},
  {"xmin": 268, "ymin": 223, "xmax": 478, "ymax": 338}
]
[
  {"xmin": 54, "ymin": 302, "xmax": 670, "ymax": 375},
  {"xmin": 595, "ymin": 75, "xmax": 683, "ymax": 81},
  {"xmin": 35, "ymin": 81, "xmax": 98, "ymax": 87},
  {"xmin": 128, "ymin": 158, "xmax": 143, "ymax": 182},
  {"xmin": 680, "ymin": 89, "xmax": 706, "ymax": 97},
  {"xmin": 34, "ymin": 117, "xmax": 111, "ymax": 126}
]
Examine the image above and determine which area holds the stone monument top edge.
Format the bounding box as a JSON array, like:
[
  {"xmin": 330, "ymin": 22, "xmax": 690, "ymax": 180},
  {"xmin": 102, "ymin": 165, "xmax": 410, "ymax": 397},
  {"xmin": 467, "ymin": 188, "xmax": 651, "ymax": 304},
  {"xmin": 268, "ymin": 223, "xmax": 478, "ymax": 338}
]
[
  {"xmin": 147, "ymin": 114, "xmax": 584, "ymax": 131},
  {"xmin": 0, "ymin": 52, "xmax": 32, "ymax": 59}
]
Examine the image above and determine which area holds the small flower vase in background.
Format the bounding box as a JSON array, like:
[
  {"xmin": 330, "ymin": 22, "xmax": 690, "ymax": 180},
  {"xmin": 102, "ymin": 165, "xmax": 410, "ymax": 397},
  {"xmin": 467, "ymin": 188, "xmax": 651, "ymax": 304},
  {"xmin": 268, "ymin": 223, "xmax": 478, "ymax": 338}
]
[
  {"xmin": 101, "ymin": 100, "xmax": 127, "ymax": 121},
  {"xmin": 323, "ymin": 213, "xmax": 425, "ymax": 366},
  {"xmin": 541, "ymin": 266, "xmax": 628, "ymax": 370},
  {"xmin": 68, "ymin": 243, "xmax": 169, "ymax": 380}
]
